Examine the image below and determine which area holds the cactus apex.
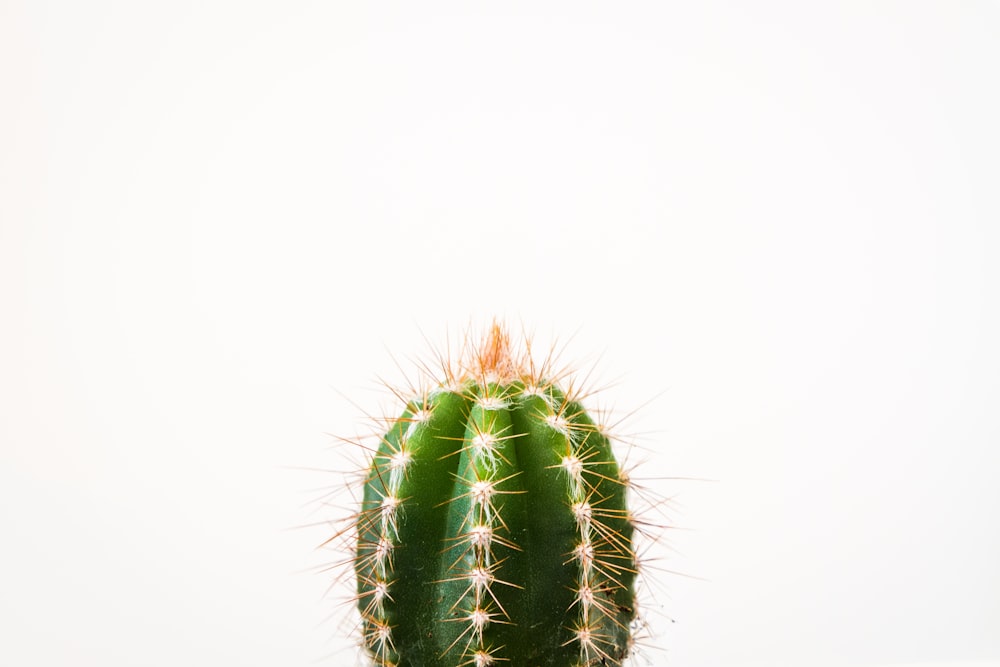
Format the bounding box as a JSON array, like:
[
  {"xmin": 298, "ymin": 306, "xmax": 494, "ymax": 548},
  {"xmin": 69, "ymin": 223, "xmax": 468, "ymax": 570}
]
[{"xmin": 475, "ymin": 321, "xmax": 514, "ymax": 378}]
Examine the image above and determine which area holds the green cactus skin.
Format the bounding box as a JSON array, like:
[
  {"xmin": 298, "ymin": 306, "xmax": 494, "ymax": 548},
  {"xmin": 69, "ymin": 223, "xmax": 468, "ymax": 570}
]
[{"xmin": 354, "ymin": 325, "xmax": 638, "ymax": 666}]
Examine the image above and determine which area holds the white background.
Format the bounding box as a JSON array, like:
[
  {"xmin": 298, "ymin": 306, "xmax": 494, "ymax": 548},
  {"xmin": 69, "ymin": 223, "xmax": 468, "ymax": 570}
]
[{"xmin": 2, "ymin": 2, "xmax": 998, "ymax": 666}]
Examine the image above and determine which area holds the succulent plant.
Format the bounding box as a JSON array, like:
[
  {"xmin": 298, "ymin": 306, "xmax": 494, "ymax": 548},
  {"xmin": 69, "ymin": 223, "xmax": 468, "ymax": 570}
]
[{"xmin": 345, "ymin": 322, "xmax": 652, "ymax": 666}]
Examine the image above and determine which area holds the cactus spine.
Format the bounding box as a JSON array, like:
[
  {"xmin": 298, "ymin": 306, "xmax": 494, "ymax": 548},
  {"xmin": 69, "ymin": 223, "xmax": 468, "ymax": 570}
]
[{"xmin": 353, "ymin": 323, "xmax": 640, "ymax": 666}]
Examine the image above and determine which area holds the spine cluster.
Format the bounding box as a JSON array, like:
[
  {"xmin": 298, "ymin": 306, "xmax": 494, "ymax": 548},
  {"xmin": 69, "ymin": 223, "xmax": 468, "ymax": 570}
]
[{"xmin": 350, "ymin": 324, "xmax": 644, "ymax": 667}]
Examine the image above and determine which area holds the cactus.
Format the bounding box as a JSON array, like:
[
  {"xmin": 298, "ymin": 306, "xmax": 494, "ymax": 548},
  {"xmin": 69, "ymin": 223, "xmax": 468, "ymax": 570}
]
[{"xmin": 350, "ymin": 323, "xmax": 645, "ymax": 666}]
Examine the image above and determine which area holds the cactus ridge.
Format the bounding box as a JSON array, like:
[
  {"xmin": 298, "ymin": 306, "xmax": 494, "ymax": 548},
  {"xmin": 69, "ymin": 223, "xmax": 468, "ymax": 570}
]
[{"xmin": 350, "ymin": 323, "xmax": 646, "ymax": 667}]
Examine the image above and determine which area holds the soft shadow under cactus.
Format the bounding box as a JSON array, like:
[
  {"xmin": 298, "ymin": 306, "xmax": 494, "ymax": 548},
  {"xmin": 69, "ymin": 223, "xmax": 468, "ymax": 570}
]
[{"xmin": 349, "ymin": 322, "xmax": 650, "ymax": 667}]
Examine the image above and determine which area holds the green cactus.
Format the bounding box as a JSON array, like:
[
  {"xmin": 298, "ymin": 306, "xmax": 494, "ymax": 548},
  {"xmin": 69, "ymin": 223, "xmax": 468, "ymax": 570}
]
[{"xmin": 352, "ymin": 323, "xmax": 641, "ymax": 666}]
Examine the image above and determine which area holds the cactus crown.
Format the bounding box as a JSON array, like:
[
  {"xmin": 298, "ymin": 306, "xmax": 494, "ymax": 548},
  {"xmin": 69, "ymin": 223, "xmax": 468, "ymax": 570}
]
[{"xmin": 349, "ymin": 322, "xmax": 645, "ymax": 667}]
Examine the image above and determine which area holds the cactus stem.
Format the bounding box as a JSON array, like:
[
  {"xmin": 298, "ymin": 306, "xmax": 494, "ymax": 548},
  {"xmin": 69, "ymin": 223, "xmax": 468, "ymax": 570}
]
[{"xmin": 334, "ymin": 320, "xmax": 668, "ymax": 666}]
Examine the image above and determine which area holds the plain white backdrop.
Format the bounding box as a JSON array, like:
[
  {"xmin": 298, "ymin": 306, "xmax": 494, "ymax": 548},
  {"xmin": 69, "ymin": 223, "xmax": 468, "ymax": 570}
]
[{"xmin": 2, "ymin": 2, "xmax": 998, "ymax": 666}]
